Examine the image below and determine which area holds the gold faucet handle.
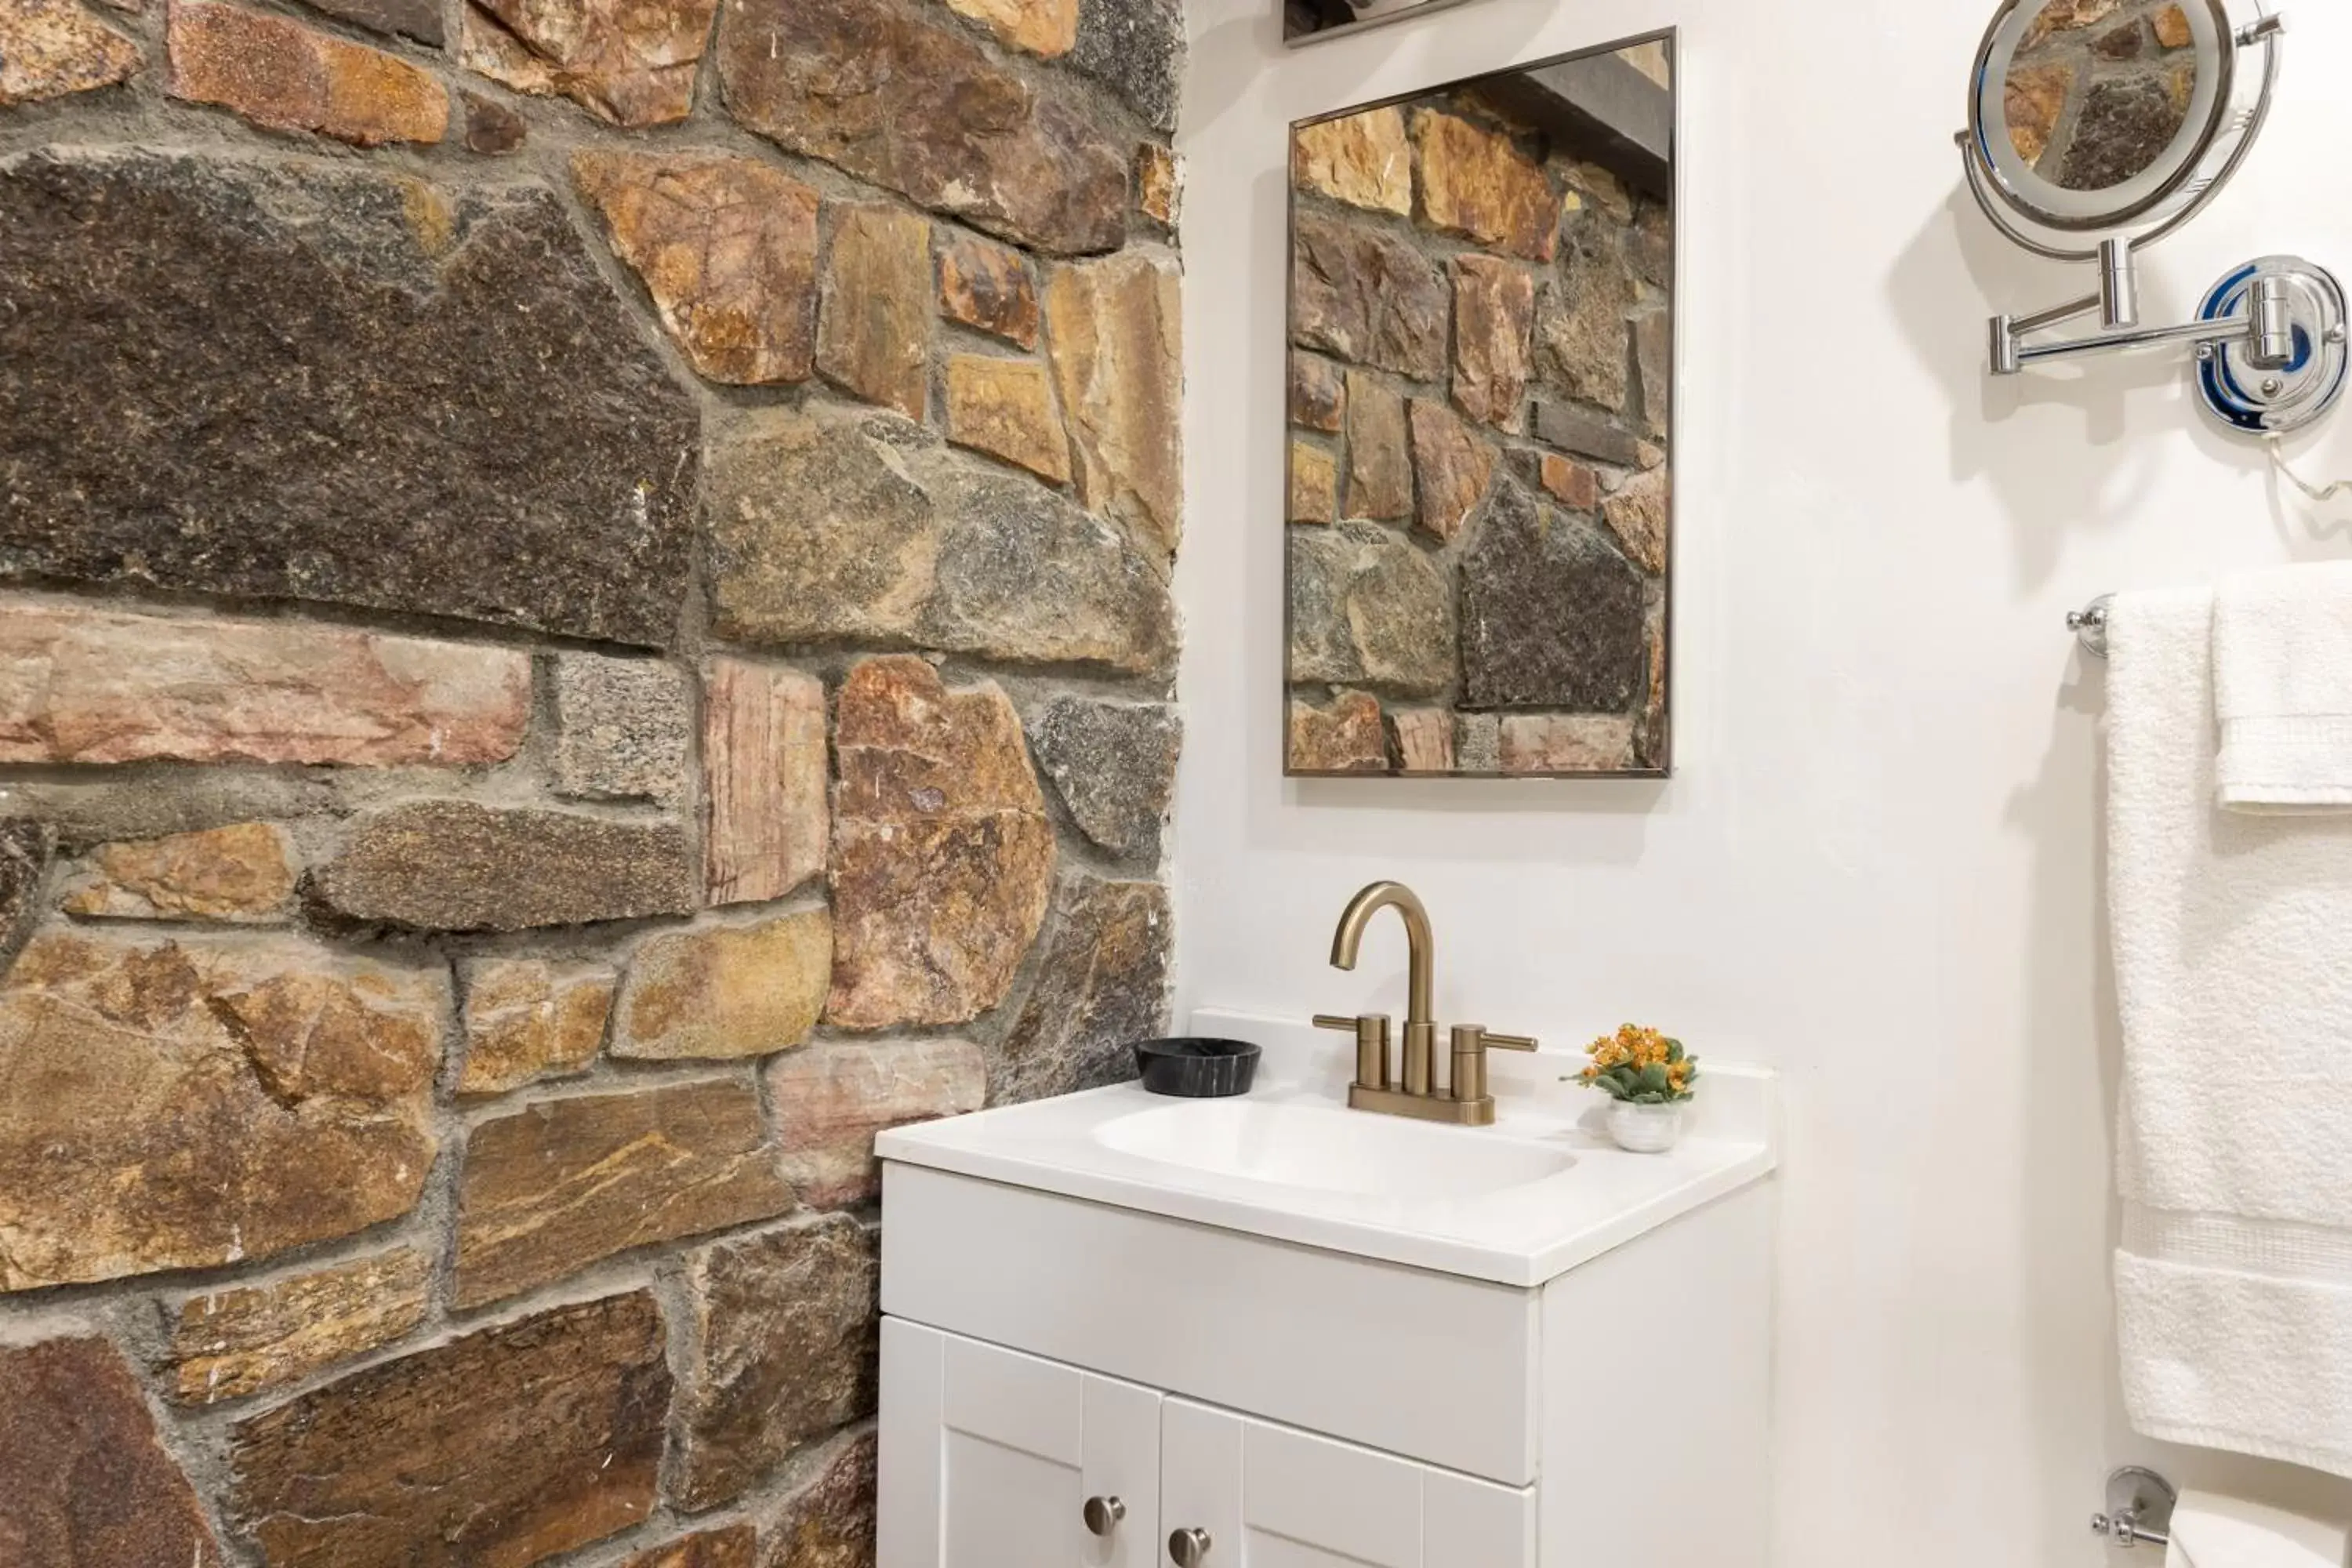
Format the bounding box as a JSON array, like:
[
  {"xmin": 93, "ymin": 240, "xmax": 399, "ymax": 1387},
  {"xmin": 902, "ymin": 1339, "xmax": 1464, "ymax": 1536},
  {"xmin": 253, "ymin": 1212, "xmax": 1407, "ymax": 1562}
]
[
  {"xmin": 1314, "ymin": 1013, "xmax": 1393, "ymax": 1091},
  {"xmin": 1446, "ymin": 1025, "xmax": 1540, "ymax": 1107}
]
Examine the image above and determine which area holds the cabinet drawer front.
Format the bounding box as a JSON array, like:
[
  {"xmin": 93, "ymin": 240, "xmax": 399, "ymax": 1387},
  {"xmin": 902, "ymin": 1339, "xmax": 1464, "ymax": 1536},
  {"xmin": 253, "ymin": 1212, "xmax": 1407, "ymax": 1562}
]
[{"xmin": 882, "ymin": 1163, "xmax": 1541, "ymax": 1485}]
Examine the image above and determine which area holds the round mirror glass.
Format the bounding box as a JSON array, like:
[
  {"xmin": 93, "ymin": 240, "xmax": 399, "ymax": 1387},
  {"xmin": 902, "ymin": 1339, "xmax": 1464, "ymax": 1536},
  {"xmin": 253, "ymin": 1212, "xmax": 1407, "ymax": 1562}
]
[{"xmin": 1970, "ymin": 0, "xmax": 2240, "ymax": 235}]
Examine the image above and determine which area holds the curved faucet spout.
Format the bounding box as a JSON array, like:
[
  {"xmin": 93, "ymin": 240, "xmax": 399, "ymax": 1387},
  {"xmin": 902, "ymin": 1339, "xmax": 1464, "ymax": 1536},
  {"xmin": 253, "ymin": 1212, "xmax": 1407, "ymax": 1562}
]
[{"xmin": 1330, "ymin": 880, "xmax": 1434, "ymax": 1035}]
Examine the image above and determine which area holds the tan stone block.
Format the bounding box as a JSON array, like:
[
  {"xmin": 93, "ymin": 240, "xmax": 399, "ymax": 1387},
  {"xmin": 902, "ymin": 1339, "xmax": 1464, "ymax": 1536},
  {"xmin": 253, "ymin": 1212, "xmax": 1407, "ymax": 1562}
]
[
  {"xmin": 944, "ymin": 0, "xmax": 1075, "ymax": 56},
  {"xmin": 755, "ymin": 1428, "xmax": 876, "ymax": 1568},
  {"xmin": 946, "ymin": 354, "xmax": 1073, "ymax": 483},
  {"xmin": 2005, "ymin": 62, "xmax": 2073, "ymax": 165},
  {"xmin": 452, "ymin": 1082, "xmax": 793, "ymax": 1307},
  {"xmin": 0, "ymin": 929, "xmax": 445, "ymax": 1290},
  {"xmin": 1292, "ymin": 106, "xmax": 1411, "ymax": 214},
  {"xmin": 1602, "ymin": 468, "xmax": 1669, "ymax": 574},
  {"xmin": 1390, "ymin": 709, "xmax": 1455, "ymax": 774},
  {"xmin": 551, "ymin": 652, "xmax": 691, "ymax": 804},
  {"xmin": 1406, "ymin": 397, "xmax": 1493, "ymax": 543},
  {"xmin": 612, "ymin": 910, "xmax": 832, "ymax": 1061},
  {"xmin": 767, "ymin": 1037, "xmax": 985, "ymax": 1207},
  {"xmin": 1540, "ymin": 452, "xmax": 1601, "ymax": 511},
  {"xmin": 312, "ymin": 801, "xmax": 696, "ymax": 932},
  {"xmin": 459, "ymin": 958, "xmax": 615, "ymax": 1095},
  {"xmin": 818, "ymin": 205, "xmax": 932, "ymax": 420},
  {"xmin": 703, "ymin": 658, "xmax": 828, "ymax": 907},
  {"xmin": 1501, "ymin": 714, "xmax": 1635, "ymax": 774},
  {"xmin": 574, "ymin": 150, "xmax": 820, "ymax": 387},
  {"xmin": 0, "ymin": 0, "xmax": 140, "ymax": 106},
  {"xmin": 827, "ymin": 658, "xmax": 1054, "ymax": 1029},
  {"xmin": 992, "ymin": 872, "xmax": 1170, "ymax": 1103},
  {"xmin": 167, "ymin": 1248, "xmax": 430, "ymax": 1405},
  {"xmin": 169, "ymin": 0, "xmax": 448, "ymax": 144},
  {"xmin": 1291, "ymin": 213, "xmax": 1447, "ymax": 382},
  {"xmin": 61, "ymin": 821, "xmax": 296, "ymax": 923},
  {"xmin": 459, "ymin": 0, "xmax": 717, "ymax": 127},
  {"xmin": 1289, "ymin": 440, "xmax": 1338, "ymax": 524},
  {"xmin": 715, "ymin": 0, "xmax": 1124, "ymax": 255},
  {"xmin": 1289, "ymin": 691, "xmax": 1387, "ymax": 773},
  {"xmin": 1290, "ymin": 354, "xmax": 1345, "ymax": 433},
  {"xmin": 938, "ymin": 230, "xmax": 1040, "ymax": 348},
  {"xmin": 1047, "ymin": 252, "xmax": 1184, "ymax": 554},
  {"xmin": 229, "ymin": 1293, "xmax": 671, "ymax": 1566},
  {"xmin": 0, "ymin": 600, "xmax": 529, "ymax": 767},
  {"xmin": 2, "ymin": 1338, "xmax": 224, "ymax": 1564},
  {"xmin": 1452, "ymin": 253, "xmax": 1534, "ymax": 430},
  {"xmin": 625, "ymin": 1529, "xmax": 757, "ymax": 1568},
  {"xmin": 1343, "ymin": 369, "xmax": 1410, "ymax": 521},
  {"xmin": 1413, "ymin": 108, "xmax": 1554, "ymax": 261},
  {"xmin": 1537, "ymin": 241, "xmax": 1636, "ymax": 415},
  {"xmin": 1137, "ymin": 140, "xmax": 1181, "ymax": 226},
  {"xmin": 674, "ymin": 1217, "xmax": 877, "ymax": 1509}
]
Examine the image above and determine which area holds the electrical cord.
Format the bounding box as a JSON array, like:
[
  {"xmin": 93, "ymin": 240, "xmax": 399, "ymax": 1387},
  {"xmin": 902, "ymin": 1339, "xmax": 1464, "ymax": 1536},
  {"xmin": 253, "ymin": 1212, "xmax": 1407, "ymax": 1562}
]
[{"xmin": 2267, "ymin": 434, "xmax": 2352, "ymax": 504}]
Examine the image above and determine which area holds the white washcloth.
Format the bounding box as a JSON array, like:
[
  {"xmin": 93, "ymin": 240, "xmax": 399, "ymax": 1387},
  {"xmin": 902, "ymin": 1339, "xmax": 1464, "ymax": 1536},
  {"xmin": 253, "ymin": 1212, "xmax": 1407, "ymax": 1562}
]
[
  {"xmin": 2214, "ymin": 561, "xmax": 2352, "ymax": 812},
  {"xmin": 2107, "ymin": 586, "xmax": 2352, "ymax": 1479},
  {"xmin": 2165, "ymin": 1489, "xmax": 2350, "ymax": 1568}
]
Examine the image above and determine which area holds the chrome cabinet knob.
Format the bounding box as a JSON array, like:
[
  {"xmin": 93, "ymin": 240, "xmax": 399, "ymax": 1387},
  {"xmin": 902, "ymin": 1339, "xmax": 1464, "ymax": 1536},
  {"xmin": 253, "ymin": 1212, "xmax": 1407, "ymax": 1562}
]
[
  {"xmin": 1168, "ymin": 1526, "xmax": 1213, "ymax": 1566},
  {"xmin": 1083, "ymin": 1495, "xmax": 1126, "ymax": 1536}
]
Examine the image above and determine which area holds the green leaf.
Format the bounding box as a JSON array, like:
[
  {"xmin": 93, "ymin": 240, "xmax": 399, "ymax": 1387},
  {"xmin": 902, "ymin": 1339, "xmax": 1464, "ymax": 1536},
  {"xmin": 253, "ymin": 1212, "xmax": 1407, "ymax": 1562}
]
[
  {"xmin": 1639, "ymin": 1062, "xmax": 1671, "ymax": 1094},
  {"xmin": 1666, "ymin": 1039, "xmax": 1686, "ymax": 1065}
]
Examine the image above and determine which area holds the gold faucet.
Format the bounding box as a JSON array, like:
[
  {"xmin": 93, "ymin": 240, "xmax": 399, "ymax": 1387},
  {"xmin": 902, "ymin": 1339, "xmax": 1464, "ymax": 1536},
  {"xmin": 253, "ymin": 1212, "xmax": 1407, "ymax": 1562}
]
[{"xmin": 1313, "ymin": 880, "xmax": 1537, "ymax": 1127}]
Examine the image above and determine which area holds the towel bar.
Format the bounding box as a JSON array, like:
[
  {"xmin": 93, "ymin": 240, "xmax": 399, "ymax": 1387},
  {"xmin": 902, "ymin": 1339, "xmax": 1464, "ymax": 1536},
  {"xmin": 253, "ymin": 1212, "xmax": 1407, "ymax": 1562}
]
[
  {"xmin": 2069, "ymin": 595, "xmax": 2115, "ymax": 659},
  {"xmin": 2092, "ymin": 1466, "xmax": 2179, "ymax": 1552}
]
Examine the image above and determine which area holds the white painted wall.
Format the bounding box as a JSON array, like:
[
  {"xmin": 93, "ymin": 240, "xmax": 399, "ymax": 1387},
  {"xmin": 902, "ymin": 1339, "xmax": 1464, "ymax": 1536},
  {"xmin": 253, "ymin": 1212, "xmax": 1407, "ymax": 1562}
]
[{"xmin": 1172, "ymin": 1, "xmax": 2352, "ymax": 1560}]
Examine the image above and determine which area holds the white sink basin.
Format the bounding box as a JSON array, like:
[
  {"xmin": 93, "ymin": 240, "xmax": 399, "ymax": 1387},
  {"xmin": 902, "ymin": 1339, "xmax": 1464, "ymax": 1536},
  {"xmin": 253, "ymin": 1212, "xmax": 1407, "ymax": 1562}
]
[{"xmin": 1091, "ymin": 1096, "xmax": 1576, "ymax": 1200}]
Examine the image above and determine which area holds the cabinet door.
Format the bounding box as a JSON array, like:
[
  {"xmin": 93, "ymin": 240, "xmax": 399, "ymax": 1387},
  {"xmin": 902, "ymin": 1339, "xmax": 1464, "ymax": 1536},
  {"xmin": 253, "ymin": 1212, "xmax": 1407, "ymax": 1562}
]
[
  {"xmin": 1159, "ymin": 1399, "xmax": 1534, "ymax": 1568},
  {"xmin": 880, "ymin": 1318, "xmax": 1161, "ymax": 1568}
]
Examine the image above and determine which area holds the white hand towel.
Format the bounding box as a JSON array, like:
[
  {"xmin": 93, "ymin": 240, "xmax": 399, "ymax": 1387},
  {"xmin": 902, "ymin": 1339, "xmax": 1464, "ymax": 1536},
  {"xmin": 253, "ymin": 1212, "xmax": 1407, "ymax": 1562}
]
[
  {"xmin": 2165, "ymin": 1490, "xmax": 2350, "ymax": 1568},
  {"xmin": 2107, "ymin": 586, "xmax": 2352, "ymax": 1479},
  {"xmin": 2214, "ymin": 561, "xmax": 2352, "ymax": 812}
]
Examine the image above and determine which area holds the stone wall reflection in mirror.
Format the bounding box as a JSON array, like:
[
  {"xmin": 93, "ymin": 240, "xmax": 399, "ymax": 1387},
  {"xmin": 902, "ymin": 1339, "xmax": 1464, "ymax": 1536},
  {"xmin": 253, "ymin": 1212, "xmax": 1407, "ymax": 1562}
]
[
  {"xmin": 1285, "ymin": 37, "xmax": 1675, "ymax": 778},
  {"xmin": 2004, "ymin": 0, "xmax": 2201, "ymax": 193}
]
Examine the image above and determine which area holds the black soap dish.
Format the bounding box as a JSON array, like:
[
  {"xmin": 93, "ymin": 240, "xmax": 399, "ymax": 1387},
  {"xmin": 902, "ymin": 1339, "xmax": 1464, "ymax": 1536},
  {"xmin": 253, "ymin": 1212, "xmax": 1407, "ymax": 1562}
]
[{"xmin": 1132, "ymin": 1037, "xmax": 1261, "ymax": 1098}]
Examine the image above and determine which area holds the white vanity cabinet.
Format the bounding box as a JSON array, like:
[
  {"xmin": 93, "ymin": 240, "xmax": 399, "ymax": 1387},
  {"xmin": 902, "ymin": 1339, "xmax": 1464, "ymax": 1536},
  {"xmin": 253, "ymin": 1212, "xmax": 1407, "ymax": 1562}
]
[
  {"xmin": 873, "ymin": 1011, "xmax": 1779, "ymax": 1568},
  {"xmin": 880, "ymin": 1320, "xmax": 1536, "ymax": 1568}
]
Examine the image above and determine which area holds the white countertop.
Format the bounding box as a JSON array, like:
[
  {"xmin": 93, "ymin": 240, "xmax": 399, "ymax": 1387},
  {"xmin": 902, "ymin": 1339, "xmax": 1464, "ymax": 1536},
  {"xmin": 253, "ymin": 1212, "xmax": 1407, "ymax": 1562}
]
[{"xmin": 877, "ymin": 1008, "xmax": 1778, "ymax": 1288}]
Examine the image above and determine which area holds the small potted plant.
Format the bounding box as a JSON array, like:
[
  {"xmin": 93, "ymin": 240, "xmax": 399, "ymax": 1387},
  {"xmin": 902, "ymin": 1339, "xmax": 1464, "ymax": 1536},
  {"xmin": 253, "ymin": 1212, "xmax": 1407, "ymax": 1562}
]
[{"xmin": 1573, "ymin": 1024, "xmax": 1698, "ymax": 1153}]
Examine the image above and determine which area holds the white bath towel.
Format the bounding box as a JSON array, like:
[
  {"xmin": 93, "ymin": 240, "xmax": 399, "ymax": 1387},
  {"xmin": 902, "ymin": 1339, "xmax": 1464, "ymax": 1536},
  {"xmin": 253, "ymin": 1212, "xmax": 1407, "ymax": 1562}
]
[
  {"xmin": 2164, "ymin": 1490, "xmax": 2350, "ymax": 1568},
  {"xmin": 2107, "ymin": 586, "xmax": 2352, "ymax": 1479},
  {"xmin": 2214, "ymin": 561, "xmax": 2352, "ymax": 813}
]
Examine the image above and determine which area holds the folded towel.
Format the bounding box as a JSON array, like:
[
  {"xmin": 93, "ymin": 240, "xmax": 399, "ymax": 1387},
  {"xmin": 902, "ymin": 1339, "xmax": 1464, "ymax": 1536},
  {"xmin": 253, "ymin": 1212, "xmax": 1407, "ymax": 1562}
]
[
  {"xmin": 2165, "ymin": 1489, "xmax": 2350, "ymax": 1568},
  {"xmin": 2214, "ymin": 561, "xmax": 2352, "ymax": 813},
  {"xmin": 2108, "ymin": 586, "xmax": 2352, "ymax": 1478}
]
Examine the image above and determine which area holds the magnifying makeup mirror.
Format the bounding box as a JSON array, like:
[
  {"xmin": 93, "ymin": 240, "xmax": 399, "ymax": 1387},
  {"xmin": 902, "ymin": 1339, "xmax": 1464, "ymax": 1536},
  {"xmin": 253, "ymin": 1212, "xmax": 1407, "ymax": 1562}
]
[{"xmin": 1958, "ymin": 0, "xmax": 2347, "ymax": 434}]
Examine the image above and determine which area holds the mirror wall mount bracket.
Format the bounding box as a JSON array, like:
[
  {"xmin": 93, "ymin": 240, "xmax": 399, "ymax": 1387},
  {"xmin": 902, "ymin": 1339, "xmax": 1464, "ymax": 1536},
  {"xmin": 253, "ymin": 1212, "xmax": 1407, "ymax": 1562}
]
[{"xmin": 1960, "ymin": 5, "xmax": 2346, "ymax": 434}]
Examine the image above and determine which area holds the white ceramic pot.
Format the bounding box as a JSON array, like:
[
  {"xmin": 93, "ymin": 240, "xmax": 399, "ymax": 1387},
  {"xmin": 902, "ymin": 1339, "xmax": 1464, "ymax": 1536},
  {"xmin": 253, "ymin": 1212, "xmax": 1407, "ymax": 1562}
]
[{"xmin": 1606, "ymin": 1101, "xmax": 1686, "ymax": 1154}]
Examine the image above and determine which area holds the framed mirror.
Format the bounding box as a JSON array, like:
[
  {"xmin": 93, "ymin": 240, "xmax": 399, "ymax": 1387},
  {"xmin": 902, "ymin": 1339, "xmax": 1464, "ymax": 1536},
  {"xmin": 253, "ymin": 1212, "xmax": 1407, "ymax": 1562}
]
[{"xmin": 1284, "ymin": 35, "xmax": 1676, "ymax": 778}]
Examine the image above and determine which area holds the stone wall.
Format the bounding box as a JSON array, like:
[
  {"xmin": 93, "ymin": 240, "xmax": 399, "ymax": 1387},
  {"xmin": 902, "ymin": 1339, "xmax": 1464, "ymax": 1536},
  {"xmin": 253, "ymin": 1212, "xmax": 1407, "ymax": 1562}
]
[
  {"xmin": 0, "ymin": 0, "xmax": 1181, "ymax": 1559},
  {"xmin": 1284, "ymin": 72, "xmax": 1671, "ymax": 777}
]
